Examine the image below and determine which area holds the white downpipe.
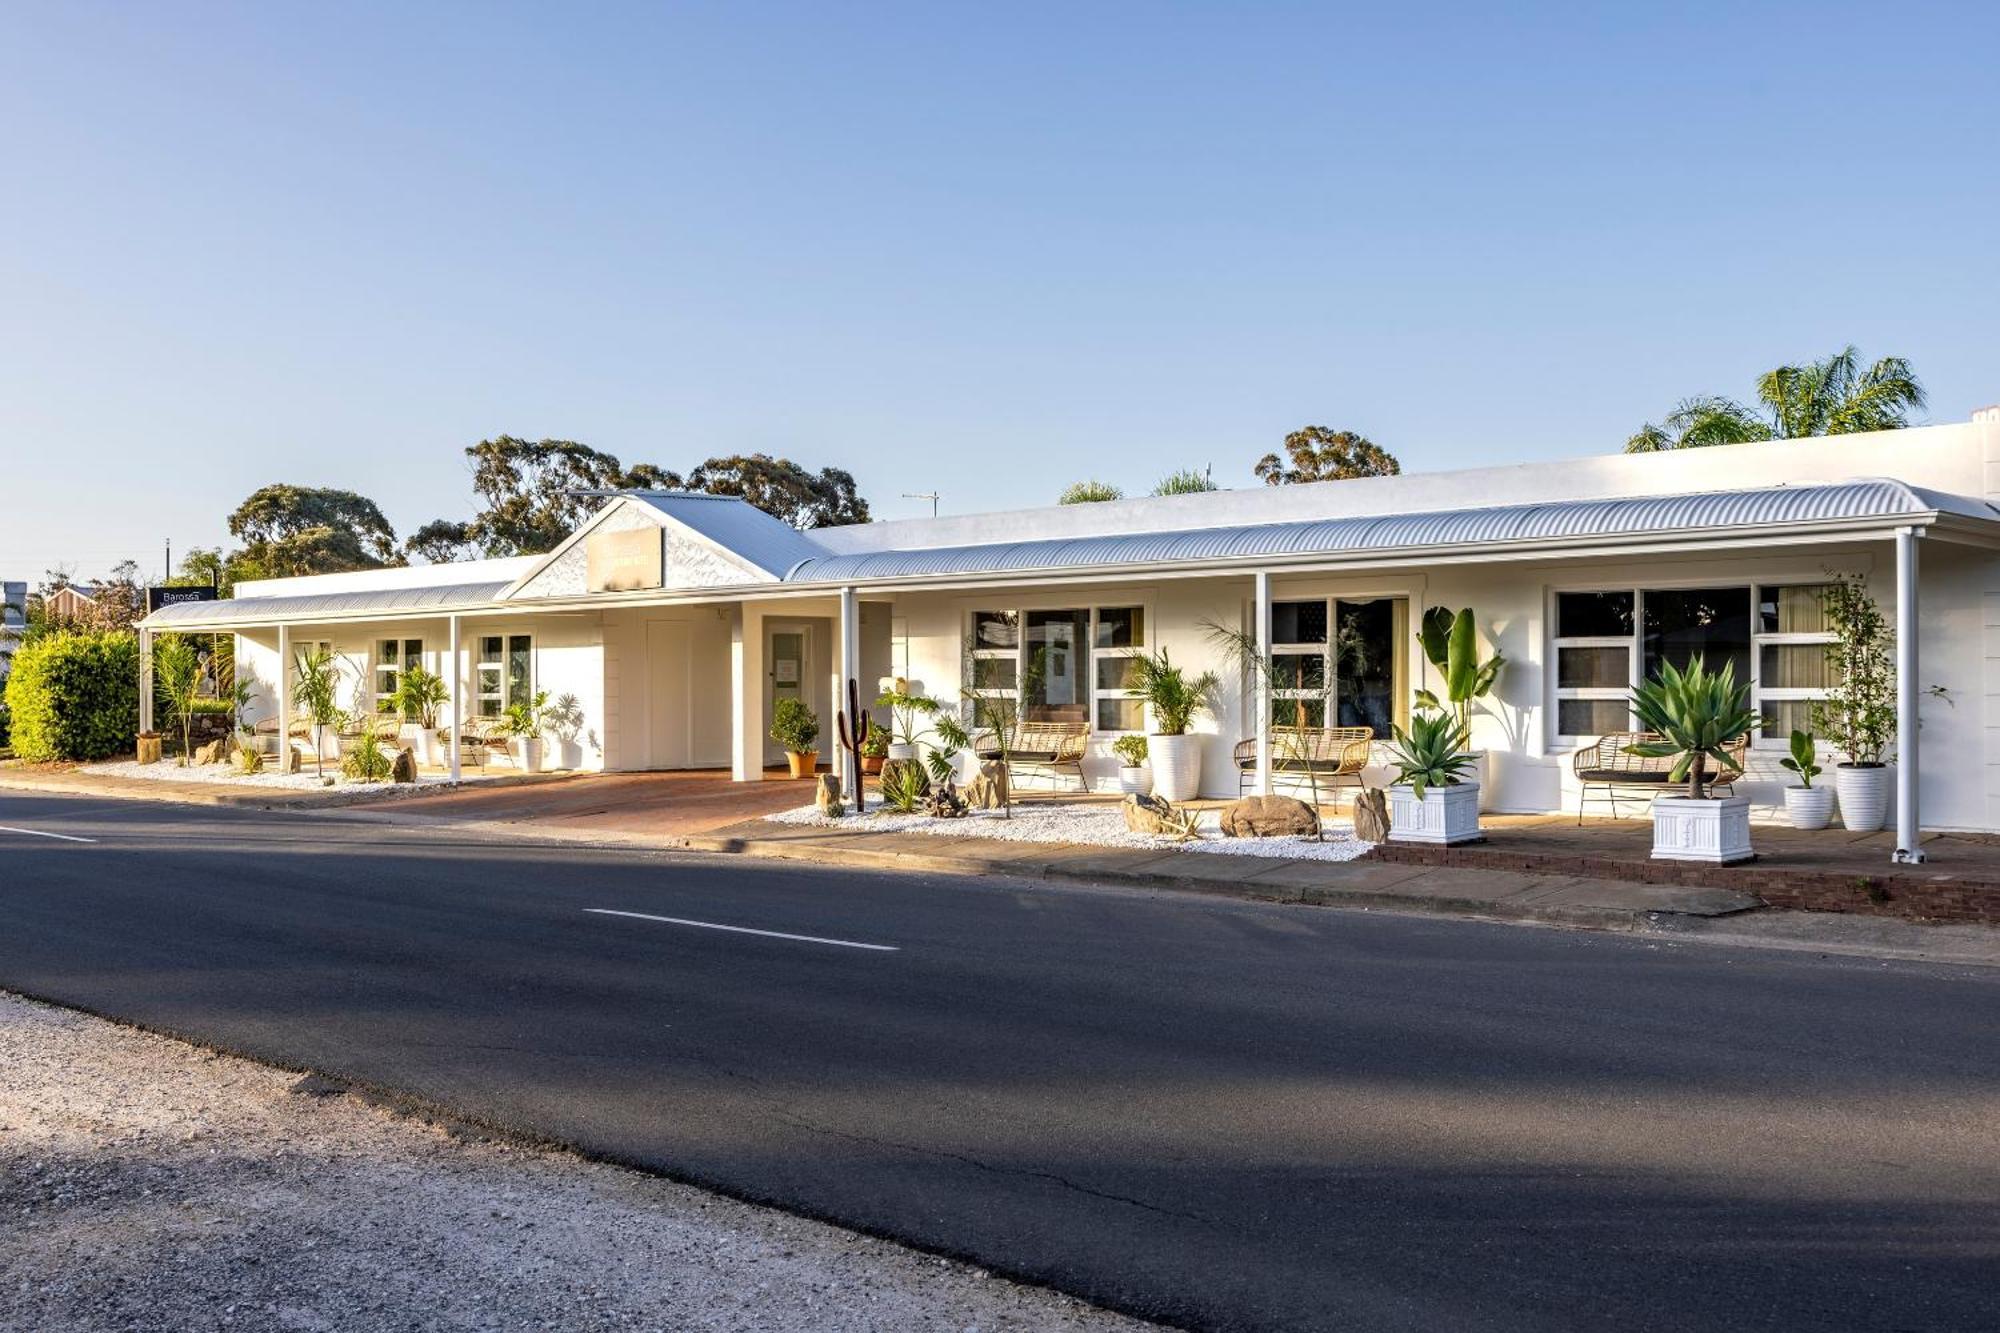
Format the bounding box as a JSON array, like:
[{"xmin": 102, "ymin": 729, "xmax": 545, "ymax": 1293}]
[
  {"xmin": 1253, "ymin": 570, "xmax": 1271, "ymax": 796},
  {"xmin": 839, "ymin": 585, "xmax": 859, "ymax": 799},
  {"xmin": 1894, "ymin": 527, "xmax": 1923, "ymax": 864},
  {"xmin": 448, "ymin": 614, "xmax": 463, "ymax": 782}
]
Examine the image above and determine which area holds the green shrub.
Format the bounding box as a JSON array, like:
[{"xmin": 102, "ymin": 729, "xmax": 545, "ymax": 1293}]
[
  {"xmin": 769, "ymin": 696, "xmax": 820, "ymax": 752},
  {"xmin": 0, "ymin": 696, "xmax": 11, "ymax": 751},
  {"xmin": 3, "ymin": 630, "xmax": 140, "ymax": 762}
]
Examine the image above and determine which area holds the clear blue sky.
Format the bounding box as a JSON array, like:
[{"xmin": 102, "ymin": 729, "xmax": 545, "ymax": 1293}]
[{"xmin": 3, "ymin": 2, "xmax": 1996, "ymax": 581}]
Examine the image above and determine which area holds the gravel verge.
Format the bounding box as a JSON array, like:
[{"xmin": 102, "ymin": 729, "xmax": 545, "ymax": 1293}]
[
  {"xmin": 0, "ymin": 991, "xmax": 1148, "ymax": 1332},
  {"xmin": 767, "ymin": 801, "xmax": 1373, "ymax": 861}
]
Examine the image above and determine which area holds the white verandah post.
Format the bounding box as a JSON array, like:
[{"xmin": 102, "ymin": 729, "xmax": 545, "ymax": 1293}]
[
  {"xmin": 276, "ymin": 624, "xmax": 291, "ymax": 768},
  {"xmin": 137, "ymin": 626, "xmax": 154, "ymax": 736},
  {"xmin": 1254, "ymin": 570, "xmax": 1272, "ymax": 796},
  {"xmin": 839, "ymin": 586, "xmax": 860, "ymax": 801},
  {"xmin": 1894, "ymin": 526, "xmax": 1924, "ymax": 864},
  {"xmin": 448, "ymin": 614, "xmax": 463, "ymax": 782}
]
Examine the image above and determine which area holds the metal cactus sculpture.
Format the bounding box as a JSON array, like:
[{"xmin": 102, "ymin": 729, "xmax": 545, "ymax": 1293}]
[{"xmin": 836, "ymin": 678, "xmax": 871, "ymax": 814}]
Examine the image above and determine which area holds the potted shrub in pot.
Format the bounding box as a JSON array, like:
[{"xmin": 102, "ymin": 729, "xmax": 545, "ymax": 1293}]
[
  {"xmin": 1385, "ymin": 708, "xmax": 1481, "ymax": 844},
  {"xmin": 1131, "ymin": 649, "xmax": 1219, "ymax": 803},
  {"xmin": 1630, "ymin": 656, "xmax": 1757, "ymax": 864},
  {"xmin": 1414, "ymin": 606, "xmax": 1504, "ymax": 808},
  {"xmin": 1112, "ymin": 734, "xmax": 1150, "ymax": 794},
  {"xmin": 497, "ymin": 690, "xmax": 552, "ymax": 773},
  {"xmin": 1780, "ymin": 730, "xmax": 1835, "ymax": 830},
  {"xmin": 391, "ymin": 665, "xmax": 449, "ymax": 769},
  {"xmin": 859, "ymin": 726, "xmax": 889, "ymax": 775},
  {"xmin": 770, "ymin": 697, "xmax": 821, "ymax": 779},
  {"xmin": 875, "ymin": 678, "xmax": 940, "ymax": 762},
  {"xmin": 1810, "ymin": 574, "xmax": 1896, "ymax": 832}
]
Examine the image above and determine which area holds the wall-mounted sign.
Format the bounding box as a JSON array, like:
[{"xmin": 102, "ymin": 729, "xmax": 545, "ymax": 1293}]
[
  {"xmin": 587, "ymin": 527, "xmax": 664, "ymax": 592},
  {"xmin": 146, "ymin": 585, "xmax": 220, "ymax": 612}
]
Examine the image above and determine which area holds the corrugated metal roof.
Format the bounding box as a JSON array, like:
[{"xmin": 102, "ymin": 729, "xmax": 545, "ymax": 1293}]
[
  {"xmin": 786, "ymin": 479, "xmax": 1987, "ymax": 583},
  {"xmin": 145, "ymin": 581, "xmax": 514, "ymax": 627},
  {"xmin": 625, "ymin": 492, "xmax": 829, "ymax": 580}
]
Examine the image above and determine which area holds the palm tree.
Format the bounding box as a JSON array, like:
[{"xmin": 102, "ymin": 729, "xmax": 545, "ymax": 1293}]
[{"xmin": 1626, "ymin": 346, "xmax": 1925, "ymax": 452}]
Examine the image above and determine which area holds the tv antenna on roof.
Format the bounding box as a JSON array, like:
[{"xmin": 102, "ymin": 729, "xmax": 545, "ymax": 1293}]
[{"xmin": 902, "ymin": 491, "xmax": 940, "ymax": 518}]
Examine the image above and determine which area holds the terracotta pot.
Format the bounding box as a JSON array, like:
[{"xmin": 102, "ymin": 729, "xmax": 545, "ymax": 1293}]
[
  {"xmin": 786, "ymin": 750, "xmax": 818, "ymax": 778},
  {"xmin": 861, "ymin": 755, "xmax": 885, "ymax": 775}
]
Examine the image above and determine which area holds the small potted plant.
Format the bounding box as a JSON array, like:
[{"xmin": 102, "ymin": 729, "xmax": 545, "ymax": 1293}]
[
  {"xmin": 1630, "ymin": 655, "xmax": 1757, "ymax": 863},
  {"xmin": 1131, "ymin": 649, "xmax": 1219, "ymax": 802},
  {"xmin": 875, "ymin": 678, "xmax": 940, "ymax": 761},
  {"xmin": 1112, "ymin": 734, "xmax": 1150, "ymax": 794},
  {"xmin": 1780, "ymin": 729, "xmax": 1834, "ymax": 830},
  {"xmin": 1385, "ymin": 708, "xmax": 1481, "ymax": 844},
  {"xmin": 1811, "ymin": 575, "xmax": 1895, "ymax": 832},
  {"xmin": 770, "ymin": 697, "xmax": 821, "ymax": 778},
  {"xmin": 497, "ymin": 689, "xmax": 551, "ymax": 773},
  {"xmin": 860, "ymin": 726, "xmax": 889, "ymax": 775},
  {"xmin": 392, "ymin": 665, "xmax": 449, "ymax": 769}
]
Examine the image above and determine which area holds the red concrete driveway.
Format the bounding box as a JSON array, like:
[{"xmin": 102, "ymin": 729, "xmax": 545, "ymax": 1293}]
[{"xmin": 383, "ymin": 769, "xmax": 814, "ymax": 837}]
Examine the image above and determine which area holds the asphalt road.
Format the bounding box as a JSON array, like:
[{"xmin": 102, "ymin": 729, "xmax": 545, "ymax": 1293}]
[{"xmin": 2, "ymin": 792, "xmax": 1996, "ymax": 1332}]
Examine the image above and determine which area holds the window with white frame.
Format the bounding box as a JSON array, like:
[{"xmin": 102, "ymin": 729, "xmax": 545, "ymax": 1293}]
[
  {"xmin": 476, "ymin": 633, "xmax": 534, "ymax": 718},
  {"xmin": 374, "ymin": 638, "xmax": 424, "ymax": 714},
  {"xmin": 963, "ymin": 606, "xmax": 1146, "ymax": 731},
  {"xmin": 1267, "ymin": 598, "xmax": 1406, "ymax": 735},
  {"xmin": 1551, "ymin": 584, "xmax": 1838, "ymax": 744}
]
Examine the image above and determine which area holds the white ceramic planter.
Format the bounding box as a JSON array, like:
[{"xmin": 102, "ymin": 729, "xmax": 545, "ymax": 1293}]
[
  {"xmin": 513, "ymin": 736, "xmax": 545, "ymax": 774},
  {"xmin": 1465, "ymin": 749, "xmax": 1495, "ymax": 812},
  {"xmin": 1651, "ymin": 794, "xmax": 1753, "ymax": 863},
  {"xmin": 555, "ymin": 738, "xmax": 584, "ymax": 770},
  {"xmin": 402, "ymin": 725, "xmax": 439, "ymax": 769},
  {"xmin": 1118, "ymin": 766, "xmax": 1150, "ymax": 795},
  {"xmin": 1835, "ymin": 764, "xmax": 1891, "ymax": 832},
  {"xmin": 1783, "ymin": 785, "xmax": 1836, "ymax": 831},
  {"xmin": 1387, "ymin": 782, "xmax": 1482, "ymax": 845},
  {"xmin": 886, "ymin": 742, "xmax": 916, "ymax": 762},
  {"xmin": 1149, "ymin": 734, "xmax": 1204, "ymax": 802}
]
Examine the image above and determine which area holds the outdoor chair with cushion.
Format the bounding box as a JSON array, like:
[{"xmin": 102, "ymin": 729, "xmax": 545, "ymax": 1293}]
[
  {"xmin": 976, "ymin": 719, "xmax": 1090, "ymax": 792},
  {"xmin": 1570, "ymin": 731, "xmax": 1749, "ymax": 822},
  {"xmin": 1232, "ymin": 726, "xmax": 1374, "ymax": 802}
]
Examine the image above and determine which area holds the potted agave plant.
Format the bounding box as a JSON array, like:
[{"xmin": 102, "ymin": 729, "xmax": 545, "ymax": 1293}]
[
  {"xmin": 1630, "ymin": 655, "xmax": 1757, "ymax": 864},
  {"xmin": 1385, "ymin": 708, "xmax": 1481, "ymax": 844},
  {"xmin": 1780, "ymin": 729, "xmax": 1835, "ymax": 831},
  {"xmin": 1112, "ymin": 734, "xmax": 1150, "ymax": 795}
]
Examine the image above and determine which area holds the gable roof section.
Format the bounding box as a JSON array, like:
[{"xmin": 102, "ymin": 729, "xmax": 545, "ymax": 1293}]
[
  {"xmin": 499, "ymin": 492, "xmax": 830, "ymax": 601},
  {"xmin": 624, "ymin": 492, "xmax": 829, "ymax": 579},
  {"xmin": 143, "ymin": 579, "xmax": 514, "ymax": 629},
  {"xmin": 784, "ymin": 479, "xmax": 1999, "ymax": 584}
]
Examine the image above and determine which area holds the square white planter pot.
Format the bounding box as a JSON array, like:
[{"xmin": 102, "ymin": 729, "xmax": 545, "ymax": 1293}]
[
  {"xmin": 1387, "ymin": 782, "xmax": 1482, "ymax": 845},
  {"xmin": 1651, "ymin": 795, "xmax": 1753, "ymax": 864}
]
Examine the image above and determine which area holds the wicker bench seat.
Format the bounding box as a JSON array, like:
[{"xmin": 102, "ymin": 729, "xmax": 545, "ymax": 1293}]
[
  {"xmin": 1571, "ymin": 731, "xmax": 1747, "ymax": 822},
  {"xmin": 1232, "ymin": 726, "xmax": 1374, "ymax": 800},
  {"xmin": 977, "ymin": 720, "xmax": 1089, "ymax": 791}
]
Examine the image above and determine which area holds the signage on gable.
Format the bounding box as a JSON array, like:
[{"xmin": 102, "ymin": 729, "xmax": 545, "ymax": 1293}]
[
  {"xmin": 587, "ymin": 527, "xmax": 663, "ymax": 592},
  {"xmin": 146, "ymin": 585, "xmax": 220, "ymax": 613}
]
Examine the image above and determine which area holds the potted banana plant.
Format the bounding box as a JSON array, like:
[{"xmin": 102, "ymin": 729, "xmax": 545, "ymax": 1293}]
[
  {"xmin": 1385, "ymin": 708, "xmax": 1481, "ymax": 844},
  {"xmin": 1780, "ymin": 730, "xmax": 1834, "ymax": 830},
  {"xmin": 1629, "ymin": 655, "xmax": 1757, "ymax": 863},
  {"xmin": 1415, "ymin": 606, "xmax": 1504, "ymax": 809}
]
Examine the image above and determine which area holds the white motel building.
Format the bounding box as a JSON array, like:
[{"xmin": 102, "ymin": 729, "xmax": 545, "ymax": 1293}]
[{"xmin": 141, "ymin": 408, "xmax": 2000, "ymax": 860}]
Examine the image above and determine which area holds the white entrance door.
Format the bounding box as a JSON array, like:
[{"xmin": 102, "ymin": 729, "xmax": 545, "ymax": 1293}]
[
  {"xmin": 766, "ymin": 622, "xmax": 816, "ymax": 766},
  {"xmin": 647, "ymin": 620, "xmax": 692, "ymax": 769}
]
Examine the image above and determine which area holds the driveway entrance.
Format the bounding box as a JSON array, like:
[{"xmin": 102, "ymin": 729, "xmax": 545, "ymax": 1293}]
[{"xmin": 382, "ymin": 769, "xmax": 814, "ymax": 838}]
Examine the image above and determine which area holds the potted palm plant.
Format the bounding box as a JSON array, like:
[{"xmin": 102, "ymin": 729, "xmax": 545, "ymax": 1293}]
[
  {"xmin": 391, "ymin": 665, "xmax": 449, "ymax": 769},
  {"xmin": 1385, "ymin": 708, "xmax": 1481, "ymax": 843},
  {"xmin": 1630, "ymin": 655, "xmax": 1757, "ymax": 863},
  {"xmin": 1810, "ymin": 575, "xmax": 1895, "ymax": 832},
  {"xmin": 1131, "ymin": 648, "xmax": 1219, "ymax": 802},
  {"xmin": 1780, "ymin": 730, "xmax": 1834, "ymax": 830},
  {"xmin": 497, "ymin": 689, "xmax": 551, "ymax": 773},
  {"xmin": 770, "ymin": 697, "xmax": 821, "ymax": 778},
  {"xmin": 1112, "ymin": 734, "xmax": 1150, "ymax": 794}
]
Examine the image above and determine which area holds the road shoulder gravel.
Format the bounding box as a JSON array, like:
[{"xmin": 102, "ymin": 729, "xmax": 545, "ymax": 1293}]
[{"xmin": 0, "ymin": 990, "xmax": 1147, "ymax": 1332}]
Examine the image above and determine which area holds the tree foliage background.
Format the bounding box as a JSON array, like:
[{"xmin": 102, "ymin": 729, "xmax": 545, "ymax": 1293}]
[{"xmin": 1255, "ymin": 427, "xmax": 1401, "ymax": 484}]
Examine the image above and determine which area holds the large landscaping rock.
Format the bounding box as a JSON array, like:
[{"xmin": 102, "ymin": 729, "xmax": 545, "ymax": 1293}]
[
  {"xmin": 192, "ymin": 738, "xmax": 227, "ymax": 767},
  {"xmin": 1121, "ymin": 792, "xmax": 1182, "ymax": 836},
  {"xmin": 965, "ymin": 761, "xmax": 1010, "ymax": 810},
  {"xmin": 1219, "ymin": 794, "xmax": 1318, "ymax": 838},
  {"xmin": 390, "ymin": 747, "xmax": 418, "ymax": 784},
  {"xmin": 1351, "ymin": 787, "xmax": 1390, "ymax": 842},
  {"xmin": 814, "ymin": 773, "xmax": 844, "ymax": 816}
]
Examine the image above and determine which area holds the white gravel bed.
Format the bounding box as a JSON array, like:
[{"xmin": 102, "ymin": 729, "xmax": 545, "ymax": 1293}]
[
  {"xmin": 0, "ymin": 991, "xmax": 1146, "ymax": 1332},
  {"xmin": 766, "ymin": 801, "xmax": 1373, "ymax": 861},
  {"xmin": 80, "ymin": 758, "xmax": 516, "ymax": 792}
]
